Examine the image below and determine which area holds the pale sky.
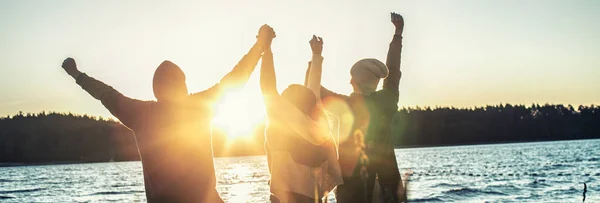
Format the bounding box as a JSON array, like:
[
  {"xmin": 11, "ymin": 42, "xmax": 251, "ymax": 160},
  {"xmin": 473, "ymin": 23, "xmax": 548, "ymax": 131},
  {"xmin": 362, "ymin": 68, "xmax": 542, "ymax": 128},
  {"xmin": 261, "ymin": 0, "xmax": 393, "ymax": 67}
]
[{"xmin": 1, "ymin": 0, "xmax": 599, "ymax": 120}]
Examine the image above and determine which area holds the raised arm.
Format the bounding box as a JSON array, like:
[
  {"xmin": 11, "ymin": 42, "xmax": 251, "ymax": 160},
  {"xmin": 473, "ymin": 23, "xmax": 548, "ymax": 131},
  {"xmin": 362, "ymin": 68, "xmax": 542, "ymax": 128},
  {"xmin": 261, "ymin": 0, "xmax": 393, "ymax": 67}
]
[
  {"xmin": 258, "ymin": 27, "xmax": 326, "ymax": 145},
  {"xmin": 190, "ymin": 26, "xmax": 266, "ymax": 102},
  {"xmin": 61, "ymin": 58, "xmax": 146, "ymax": 128},
  {"xmin": 372, "ymin": 12, "xmax": 406, "ymax": 202},
  {"xmin": 304, "ymin": 62, "xmax": 350, "ymax": 118},
  {"xmin": 306, "ymin": 35, "xmax": 324, "ymax": 100},
  {"xmin": 218, "ymin": 42, "xmax": 263, "ymax": 89},
  {"xmin": 258, "ymin": 25, "xmax": 278, "ymax": 99},
  {"xmin": 382, "ymin": 12, "xmax": 404, "ymax": 102}
]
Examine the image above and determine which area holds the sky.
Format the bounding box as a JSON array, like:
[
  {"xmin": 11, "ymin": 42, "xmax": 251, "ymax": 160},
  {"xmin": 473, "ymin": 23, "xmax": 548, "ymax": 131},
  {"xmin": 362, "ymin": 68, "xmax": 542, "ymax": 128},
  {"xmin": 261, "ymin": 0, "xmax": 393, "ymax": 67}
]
[{"xmin": 1, "ymin": 0, "xmax": 599, "ymax": 120}]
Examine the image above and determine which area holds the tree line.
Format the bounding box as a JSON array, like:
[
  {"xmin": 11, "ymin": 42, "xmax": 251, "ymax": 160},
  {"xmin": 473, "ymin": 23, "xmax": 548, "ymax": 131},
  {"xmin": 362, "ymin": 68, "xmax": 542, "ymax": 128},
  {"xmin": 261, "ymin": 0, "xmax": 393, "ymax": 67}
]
[
  {"xmin": 393, "ymin": 104, "xmax": 600, "ymax": 146},
  {"xmin": 0, "ymin": 103, "xmax": 598, "ymax": 164}
]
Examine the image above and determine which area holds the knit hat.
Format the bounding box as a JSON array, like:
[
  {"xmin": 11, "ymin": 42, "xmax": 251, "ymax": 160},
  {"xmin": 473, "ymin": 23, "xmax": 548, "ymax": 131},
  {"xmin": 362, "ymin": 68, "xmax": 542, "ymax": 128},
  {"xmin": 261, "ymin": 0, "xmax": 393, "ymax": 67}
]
[{"xmin": 350, "ymin": 58, "xmax": 388, "ymax": 94}]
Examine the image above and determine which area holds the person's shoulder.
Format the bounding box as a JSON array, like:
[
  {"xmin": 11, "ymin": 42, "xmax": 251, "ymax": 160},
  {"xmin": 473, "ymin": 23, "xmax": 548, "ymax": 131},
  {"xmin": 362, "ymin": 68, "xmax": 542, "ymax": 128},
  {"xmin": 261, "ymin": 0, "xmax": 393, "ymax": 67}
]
[
  {"xmin": 124, "ymin": 99, "xmax": 155, "ymax": 110},
  {"xmin": 372, "ymin": 89, "xmax": 398, "ymax": 105},
  {"xmin": 371, "ymin": 89, "xmax": 391, "ymax": 99}
]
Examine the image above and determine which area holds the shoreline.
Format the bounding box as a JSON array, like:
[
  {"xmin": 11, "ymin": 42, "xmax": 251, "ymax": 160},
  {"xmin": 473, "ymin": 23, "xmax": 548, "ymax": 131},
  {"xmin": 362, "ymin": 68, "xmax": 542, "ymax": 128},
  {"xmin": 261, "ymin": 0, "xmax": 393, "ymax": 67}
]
[
  {"xmin": 0, "ymin": 161, "xmax": 101, "ymax": 167},
  {"xmin": 2, "ymin": 138, "xmax": 598, "ymax": 167},
  {"xmin": 395, "ymin": 137, "xmax": 598, "ymax": 149}
]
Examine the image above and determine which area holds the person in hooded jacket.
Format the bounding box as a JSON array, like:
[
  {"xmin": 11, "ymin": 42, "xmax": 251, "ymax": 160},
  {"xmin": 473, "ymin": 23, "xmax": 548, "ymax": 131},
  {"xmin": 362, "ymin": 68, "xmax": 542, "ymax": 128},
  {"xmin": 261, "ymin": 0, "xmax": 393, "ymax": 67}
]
[
  {"xmin": 305, "ymin": 13, "xmax": 406, "ymax": 202},
  {"xmin": 260, "ymin": 31, "xmax": 343, "ymax": 203},
  {"xmin": 59, "ymin": 25, "xmax": 275, "ymax": 203}
]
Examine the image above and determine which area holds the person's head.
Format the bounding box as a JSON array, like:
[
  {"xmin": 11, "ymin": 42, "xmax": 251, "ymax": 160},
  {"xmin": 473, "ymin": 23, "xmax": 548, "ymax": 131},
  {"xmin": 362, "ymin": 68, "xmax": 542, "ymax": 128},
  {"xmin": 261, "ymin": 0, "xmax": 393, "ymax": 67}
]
[
  {"xmin": 153, "ymin": 60, "xmax": 188, "ymax": 102},
  {"xmin": 349, "ymin": 58, "xmax": 389, "ymax": 95},
  {"xmin": 281, "ymin": 84, "xmax": 318, "ymax": 119}
]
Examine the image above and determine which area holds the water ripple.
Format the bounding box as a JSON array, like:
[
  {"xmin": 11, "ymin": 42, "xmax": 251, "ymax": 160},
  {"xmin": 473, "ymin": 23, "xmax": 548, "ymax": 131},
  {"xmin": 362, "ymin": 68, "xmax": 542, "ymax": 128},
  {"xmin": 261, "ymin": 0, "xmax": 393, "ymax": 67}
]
[
  {"xmin": 0, "ymin": 188, "xmax": 45, "ymax": 194},
  {"xmin": 0, "ymin": 140, "xmax": 598, "ymax": 202},
  {"xmin": 0, "ymin": 195, "xmax": 16, "ymax": 199},
  {"xmin": 410, "ymin": 197, "xmax": 445, "ymax": 202},
  {"xmin": 443, "ymin": 187, "xmax": 506, "ymax": 197},
  {"xmin": 88, "ymin": 190, "xmax": 145, "ymax": 196},
  {"xmin": 0, "ymin": 179, "xmax": 15, "ymax": 182}
]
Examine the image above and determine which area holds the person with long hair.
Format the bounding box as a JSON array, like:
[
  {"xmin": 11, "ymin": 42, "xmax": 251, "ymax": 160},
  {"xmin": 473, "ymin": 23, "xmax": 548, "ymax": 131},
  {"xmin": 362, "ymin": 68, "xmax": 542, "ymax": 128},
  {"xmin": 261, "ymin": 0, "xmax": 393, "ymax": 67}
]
[
  {"xmin": 306, "ymin": 12, "xmax": 407, "ymax": 202},
  {"xmin": 260, "ymin": 29, "xmax": 343, "ymax": 203},
  {"xmin": 59, "ymin": 25, "xmax": 274, "ymax": 203}
]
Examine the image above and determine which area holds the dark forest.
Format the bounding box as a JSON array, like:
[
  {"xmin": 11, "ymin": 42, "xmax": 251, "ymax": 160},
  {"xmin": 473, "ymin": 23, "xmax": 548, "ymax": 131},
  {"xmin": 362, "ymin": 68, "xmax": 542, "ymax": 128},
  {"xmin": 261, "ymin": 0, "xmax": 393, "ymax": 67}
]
[{"xmin": 1, "ymin": 103, "xmax": 598, "ymax": 164}]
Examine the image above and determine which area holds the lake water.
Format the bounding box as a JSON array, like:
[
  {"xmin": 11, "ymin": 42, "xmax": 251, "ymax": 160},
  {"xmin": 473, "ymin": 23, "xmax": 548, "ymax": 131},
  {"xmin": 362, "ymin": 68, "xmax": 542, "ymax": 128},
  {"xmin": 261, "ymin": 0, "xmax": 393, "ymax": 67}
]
[{"xmin": 1, "ymin": 139, "xmax": 598, "ymax": 202}]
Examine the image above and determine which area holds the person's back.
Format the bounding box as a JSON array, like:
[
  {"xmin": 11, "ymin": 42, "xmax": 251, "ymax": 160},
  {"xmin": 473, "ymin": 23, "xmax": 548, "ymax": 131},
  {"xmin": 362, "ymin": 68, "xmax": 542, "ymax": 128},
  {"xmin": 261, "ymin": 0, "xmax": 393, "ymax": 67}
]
[
  {"xmin": 60, "ymin": 26, "xmax": 270, "ymax": 202},
  {"xmin": 260, "ymin": 33, "xmax": 342, "ymax": 203},
  {"xmin": 132, "ymin": 100, "xmax": 218, "ymax": 202},
  {"xmin": 354, "ymin": 87, "xmax": 399, "ymax": 160},
  {"xmin": 339, "ymin": 88, "xmax": 400, "ymax": 202},
  {"xmin": 308, "ymin": 12, "xmax": 406, "ymax": 202},
  {"xmin": 72, "ymin": 60, "xmax": 244, "ymax": 202}
]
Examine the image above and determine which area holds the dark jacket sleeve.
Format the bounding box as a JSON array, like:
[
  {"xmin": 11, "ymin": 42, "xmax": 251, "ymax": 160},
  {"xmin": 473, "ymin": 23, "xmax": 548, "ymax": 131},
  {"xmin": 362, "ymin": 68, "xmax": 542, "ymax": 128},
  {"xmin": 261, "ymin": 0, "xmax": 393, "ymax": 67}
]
[
  {"xmin": 76, "ymin": 73, "xmax": 147, "ymax": 129},
  {"xmin": 382, "ymin": 34, "xmax": 403, "ymax": 103},
  {"xmin": 190, "ymin": 43, "xmax": 262, "ymax": 102}
]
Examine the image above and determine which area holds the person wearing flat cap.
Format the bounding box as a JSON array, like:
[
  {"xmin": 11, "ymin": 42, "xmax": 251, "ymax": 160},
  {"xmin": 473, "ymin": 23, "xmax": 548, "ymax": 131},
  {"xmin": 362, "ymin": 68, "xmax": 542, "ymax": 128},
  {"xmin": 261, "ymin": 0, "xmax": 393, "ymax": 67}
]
[{"xmin": 306, "ymin": 12, "xmax": 407, "ymax": 203}]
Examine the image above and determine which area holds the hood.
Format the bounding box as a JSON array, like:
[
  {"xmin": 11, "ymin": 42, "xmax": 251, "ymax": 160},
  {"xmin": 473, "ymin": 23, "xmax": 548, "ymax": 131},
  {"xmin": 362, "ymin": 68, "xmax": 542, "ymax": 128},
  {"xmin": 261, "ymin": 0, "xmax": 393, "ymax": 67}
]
[{"xmin": 153, "ymin": 60, "xmax": 188, "ymax": 102}]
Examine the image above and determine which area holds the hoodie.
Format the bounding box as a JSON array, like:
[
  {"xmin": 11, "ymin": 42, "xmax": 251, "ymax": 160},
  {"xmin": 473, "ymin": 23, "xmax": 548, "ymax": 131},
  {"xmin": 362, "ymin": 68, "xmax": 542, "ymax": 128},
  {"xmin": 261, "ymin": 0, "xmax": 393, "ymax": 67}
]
[{"xmin": 74, "ymin": 44, "xmax": 262, "ymax": 203}]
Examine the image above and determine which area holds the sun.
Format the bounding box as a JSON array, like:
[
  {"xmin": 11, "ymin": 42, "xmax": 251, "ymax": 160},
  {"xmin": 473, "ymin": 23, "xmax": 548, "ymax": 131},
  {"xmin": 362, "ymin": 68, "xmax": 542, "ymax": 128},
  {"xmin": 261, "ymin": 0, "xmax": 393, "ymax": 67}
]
[{"xmin": 212, "ymin": 90, "xmax": 264, "ymax": 139}]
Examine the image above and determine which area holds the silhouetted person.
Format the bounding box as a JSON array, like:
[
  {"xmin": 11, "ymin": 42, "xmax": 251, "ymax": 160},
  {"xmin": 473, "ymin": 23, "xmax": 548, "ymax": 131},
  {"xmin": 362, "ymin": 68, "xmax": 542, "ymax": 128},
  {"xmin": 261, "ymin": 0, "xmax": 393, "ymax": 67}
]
[
  {"xmin": 261, "ymin": 31, "xmax": 342, "ymax": 203},
  {"xmin": 306, "ymin": 12, "xmax": 406, "ymax": 202},
  {"xmin": 59, "ymin": 25, "xmax": 273, "ymax": 203}
]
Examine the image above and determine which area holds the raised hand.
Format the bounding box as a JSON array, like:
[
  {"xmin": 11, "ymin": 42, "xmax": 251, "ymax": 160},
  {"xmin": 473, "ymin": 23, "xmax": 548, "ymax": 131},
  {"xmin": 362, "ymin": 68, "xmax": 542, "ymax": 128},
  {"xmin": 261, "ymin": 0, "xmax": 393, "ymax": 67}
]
[
  {"xmin": 257, "ymin": 24, "xmax": 276, "ymax": 47},
  {"xmin": 309, "ymin": 35, "xmax": 323, "ymax": 55},
  {"xmin": 391, "ymin": 12, "xmax": 404, "ymax": 35},
  {"xmin": 61, "ymin": 57, "xmax": 81, "ymax": 78}
]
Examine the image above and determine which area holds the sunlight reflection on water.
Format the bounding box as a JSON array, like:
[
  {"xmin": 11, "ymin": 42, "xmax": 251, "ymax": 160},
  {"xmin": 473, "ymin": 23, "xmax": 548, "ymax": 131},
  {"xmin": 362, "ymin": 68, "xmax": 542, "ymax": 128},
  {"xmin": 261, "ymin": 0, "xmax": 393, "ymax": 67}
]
[{"xmin": 0, "ymin": 139, "xmax": 598, "ymax": 202}]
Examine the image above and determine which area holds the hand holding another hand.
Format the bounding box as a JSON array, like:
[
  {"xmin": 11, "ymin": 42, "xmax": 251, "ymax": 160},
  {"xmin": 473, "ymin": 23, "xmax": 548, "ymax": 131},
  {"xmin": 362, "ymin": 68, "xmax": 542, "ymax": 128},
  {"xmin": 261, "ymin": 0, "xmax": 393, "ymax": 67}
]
[{"xmin": 257, "ymin": 24, "xmax": 276, "ymax": 48}]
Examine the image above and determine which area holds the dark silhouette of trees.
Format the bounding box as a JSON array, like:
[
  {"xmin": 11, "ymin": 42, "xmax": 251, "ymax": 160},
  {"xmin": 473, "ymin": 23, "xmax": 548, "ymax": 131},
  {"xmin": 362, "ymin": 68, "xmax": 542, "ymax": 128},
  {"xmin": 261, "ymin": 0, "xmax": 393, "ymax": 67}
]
[
  {"xmin": 392, "ymin": 104, "xmax": 600, "ymax": 147},
  {"xmin": 0, "ymin": 112, "xmax": 266, "ymax": 164},
  {"xmin": 0, "ymin": 112, "xmax": 138, "ymax": 164},
  {"xmin": 1, "ymin": 103, "xmax": 598, "ymax": 164}
]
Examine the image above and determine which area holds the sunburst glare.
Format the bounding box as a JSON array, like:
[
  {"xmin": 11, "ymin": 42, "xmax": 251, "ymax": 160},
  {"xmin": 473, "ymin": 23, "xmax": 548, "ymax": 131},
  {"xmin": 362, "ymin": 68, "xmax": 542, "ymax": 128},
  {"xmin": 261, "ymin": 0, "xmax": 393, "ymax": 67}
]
[{"xmin": 213, "ymin": 89, "xmax": 264, "ymax": 139}]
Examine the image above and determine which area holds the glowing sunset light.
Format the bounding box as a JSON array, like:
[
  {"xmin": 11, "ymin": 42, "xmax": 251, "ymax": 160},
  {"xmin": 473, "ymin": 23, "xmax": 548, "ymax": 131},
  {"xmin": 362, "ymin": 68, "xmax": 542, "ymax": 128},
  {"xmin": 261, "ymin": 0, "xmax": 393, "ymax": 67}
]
[{"xmin": 213, "ymin": 88, "xmax": 265, "ymax": 140}]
